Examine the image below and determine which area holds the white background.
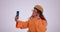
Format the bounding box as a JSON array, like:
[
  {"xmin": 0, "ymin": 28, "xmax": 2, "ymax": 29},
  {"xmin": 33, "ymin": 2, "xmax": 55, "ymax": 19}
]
[{"xmin": 0, "ymin": 0, "xmax": 60, "ymax": 32}]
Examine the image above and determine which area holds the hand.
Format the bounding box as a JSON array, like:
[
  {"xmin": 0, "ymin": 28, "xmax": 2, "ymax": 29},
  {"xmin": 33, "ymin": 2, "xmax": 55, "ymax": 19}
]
[{"xmin": 15, "ymin": 16, "xmax": 19, "ymax": 21}]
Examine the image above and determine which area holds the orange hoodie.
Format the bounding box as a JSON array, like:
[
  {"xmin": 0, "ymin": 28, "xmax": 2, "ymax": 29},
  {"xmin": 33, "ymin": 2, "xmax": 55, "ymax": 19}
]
[{"xmin": 16, "ymin": 17, "xmax": 47, "ymax": 32}]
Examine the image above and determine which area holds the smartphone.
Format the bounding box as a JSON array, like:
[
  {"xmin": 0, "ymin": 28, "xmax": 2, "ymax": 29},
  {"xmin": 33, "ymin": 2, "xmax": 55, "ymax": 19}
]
[{"xmin": 16, "ymin": 11, "xmax": 19, "ymax": 16}]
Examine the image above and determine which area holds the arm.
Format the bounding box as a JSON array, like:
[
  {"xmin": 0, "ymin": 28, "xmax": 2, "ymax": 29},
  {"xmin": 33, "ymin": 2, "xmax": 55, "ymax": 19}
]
[
  {"xmin": 35, "ymin": 20, "xmax": 47, "ymax": 32},
  {"xmin": 42, "ymin": 20, "xmax": 47, "ymax": 32},
  {"xmin": 16, "ymin": 20, "xmax": 29, "ymax": 29},
  {"xmin": 15, "ymin": 11, "xmax": 29, "ymax": 29}
]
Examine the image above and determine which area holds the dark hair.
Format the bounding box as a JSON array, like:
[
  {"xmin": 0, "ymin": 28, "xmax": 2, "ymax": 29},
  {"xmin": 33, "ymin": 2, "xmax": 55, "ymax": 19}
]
[{"xmin": 34, "ymin": 8, "xmax": 47, "ymax": 21}]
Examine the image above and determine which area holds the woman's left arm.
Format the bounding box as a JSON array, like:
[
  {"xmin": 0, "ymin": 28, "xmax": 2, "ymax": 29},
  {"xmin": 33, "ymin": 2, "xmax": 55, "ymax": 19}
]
[{"xmin": 42, "ymin": 20, "xmax": 47, "ymax": 32}]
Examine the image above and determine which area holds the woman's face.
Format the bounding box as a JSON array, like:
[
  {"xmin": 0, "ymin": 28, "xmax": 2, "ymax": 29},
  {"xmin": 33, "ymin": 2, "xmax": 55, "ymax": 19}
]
[{"xmin": 32, "ymin": 9, "xmax": 38, "ymax": 16}]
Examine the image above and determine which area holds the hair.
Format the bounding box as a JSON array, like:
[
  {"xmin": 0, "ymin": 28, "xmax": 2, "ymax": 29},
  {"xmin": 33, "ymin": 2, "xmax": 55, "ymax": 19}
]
[{"xmin": 34, "ymin": 8, "xmax": 47, "ymax": 21}]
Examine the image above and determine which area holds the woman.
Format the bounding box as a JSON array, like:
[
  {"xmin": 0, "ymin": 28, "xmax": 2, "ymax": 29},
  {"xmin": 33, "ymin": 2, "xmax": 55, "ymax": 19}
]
[{"xmin": 15, "ymin": 5, "xmax": 47, "ymax": 32}]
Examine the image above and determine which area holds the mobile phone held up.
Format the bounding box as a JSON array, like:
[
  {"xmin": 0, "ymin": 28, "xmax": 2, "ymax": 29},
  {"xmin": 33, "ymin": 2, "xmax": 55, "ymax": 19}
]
[{"xmin": 16, "ymin": 11, "xmax": 19, "ymax": 17}]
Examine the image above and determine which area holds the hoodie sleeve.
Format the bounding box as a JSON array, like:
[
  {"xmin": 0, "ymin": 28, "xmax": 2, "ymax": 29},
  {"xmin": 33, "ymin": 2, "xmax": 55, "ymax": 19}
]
[{"xmin": 16, "ymin": 20, "xmax": 29, "ymax": 29}]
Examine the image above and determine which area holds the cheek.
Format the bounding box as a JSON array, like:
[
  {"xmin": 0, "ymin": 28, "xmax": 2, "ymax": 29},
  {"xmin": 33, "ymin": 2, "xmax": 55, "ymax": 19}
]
[
  {"xmin": 33, "ymin": 11, "xmax": 38, "ymax": 15},
  {"xmin": 32, "ymin": 9, "xmax": 38, "ymax": 15}
]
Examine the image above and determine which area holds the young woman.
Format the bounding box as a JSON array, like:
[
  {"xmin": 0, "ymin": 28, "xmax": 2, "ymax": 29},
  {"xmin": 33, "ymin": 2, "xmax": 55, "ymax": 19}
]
[{"xmin": 15, "ymin": 5, "xmax": 47, "ymax": 32}]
